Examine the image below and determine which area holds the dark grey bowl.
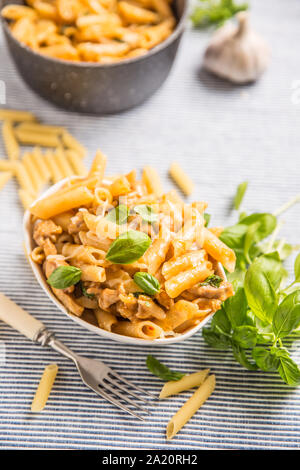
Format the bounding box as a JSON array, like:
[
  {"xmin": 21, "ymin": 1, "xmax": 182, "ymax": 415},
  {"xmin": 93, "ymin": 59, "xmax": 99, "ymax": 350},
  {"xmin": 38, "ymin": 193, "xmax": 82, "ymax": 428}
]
[{"xmin": 1, "ymin": 0, "xmax": 188, "ymax": 114}]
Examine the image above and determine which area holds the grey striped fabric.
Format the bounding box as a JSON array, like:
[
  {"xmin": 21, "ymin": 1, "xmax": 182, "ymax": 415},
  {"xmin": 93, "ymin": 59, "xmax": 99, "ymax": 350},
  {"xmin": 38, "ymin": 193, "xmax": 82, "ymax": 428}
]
[{"xmin": 0, "ymin": 0, "xmax": 300, "ymax": 449}]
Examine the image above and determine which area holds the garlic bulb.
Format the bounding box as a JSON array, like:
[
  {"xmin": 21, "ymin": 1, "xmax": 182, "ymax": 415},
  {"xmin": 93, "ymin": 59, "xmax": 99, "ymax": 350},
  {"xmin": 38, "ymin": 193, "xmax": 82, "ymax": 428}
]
[{"xmin": 203, "ymin": 12, "xmax": 270, "ymax": 84}]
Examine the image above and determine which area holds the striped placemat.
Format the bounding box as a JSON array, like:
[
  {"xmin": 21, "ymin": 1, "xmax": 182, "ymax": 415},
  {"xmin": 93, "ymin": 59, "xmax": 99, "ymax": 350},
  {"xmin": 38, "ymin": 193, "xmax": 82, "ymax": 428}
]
[{"xmin": 0, "ymin": 0, "xmax": 300, "ymax": 449}]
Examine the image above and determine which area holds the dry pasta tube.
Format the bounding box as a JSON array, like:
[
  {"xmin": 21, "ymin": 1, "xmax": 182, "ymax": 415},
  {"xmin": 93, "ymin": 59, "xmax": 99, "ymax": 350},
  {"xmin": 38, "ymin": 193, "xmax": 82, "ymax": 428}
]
[
  {"xmin": 164, "ymin": 263, "xmax": 213, "ymax": 298},
  {"xmin": 0, "ymin": 109, "xmax": 36, "ymax": 122},
  {"xmin": 16, "ymin": 121, "xmax": 65, "ymax": 135},
  {"xmin": 203, "ymin": 227, "xmax": 236, "ymax": 273},
  {"xmin": 30, "ymin": 186, "xmax": 94, "ymax": 219},
  {"xmin": 62, "ymin": 131, "xmax": 86, "ymax": 158},
  {"xmin": 44, "ymin": 151, "xmax": 64, "ymax": 183},
  {"xmin": 142, "ymin": 165, "xmax": 163, "ymax": 198},
  {"xmin": 112, "ymin": 320, "xmax": 163, "ymax": 340},
  {"xmin": 166, "ymin": 374, "xmax": 216, "ymax": 440},
  {"xmin": 2, "ymin": 120, "xmax": 20, "ymax": 160},
  {"xmin": 14, "ymin": 127, "xmax": 61, "ymax": 147},
  {"xmin": 169, "ymin": 162, "xmax": 195, "ymax": 196},
  {"xmin": 31, "ymin": 147, "xmax": 51, "ymax": 183},
  {"xmin": 54, "ymin": 148, "xmax": 74, "ymax": 178},
  {"xmin": 89, "ymin": 150, "xmax": 107, "ymax": 179},
  {"xmin": 94, "ymin": 308, "xmax": 118, "ymax": 332},
  {"xmin": 0, "ymin": 160, "xmax": 17, "ymax": 172},
  {"xmin": 65, "ymin": 150, "xmax": 88, "ymax": 176},
  {"xmin": 160, "ymin": 369, "xmax": 210, "ymax": 399},
  {"xmin": 15, "ymin": 162, "xmax": 36, "ymax": 196},
  {"xmin": 31, "ymin": 363, "xmax": 58, "ymax": 412},
  {"xmin": 0, "ymin": 171, "xmax": 12, "ymax": 190},
  {"xmin": 22, "ymin": 152, "xmax": 43, "ymax": 192}
]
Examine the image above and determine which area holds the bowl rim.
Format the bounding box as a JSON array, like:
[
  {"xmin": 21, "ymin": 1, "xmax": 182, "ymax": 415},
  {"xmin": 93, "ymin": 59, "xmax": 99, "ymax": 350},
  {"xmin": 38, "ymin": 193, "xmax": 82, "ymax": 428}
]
[
  {"xmin": 1, "ymin": 0, "xmax": 189, "ymax": 69},
  {"xmin": 23, "ymin": 177, "xmax": 225, "ymax": 346}
]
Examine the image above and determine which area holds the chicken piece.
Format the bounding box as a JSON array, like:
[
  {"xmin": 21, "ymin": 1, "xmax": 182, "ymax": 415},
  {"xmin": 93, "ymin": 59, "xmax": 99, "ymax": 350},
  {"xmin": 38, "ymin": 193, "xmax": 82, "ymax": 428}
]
[
  {"xmin": 188, "ymin": 281, "xmax": 233, "ymax": 301},
  {"xmin": 33, "ymin": 219, "xmax": 62, "ymax": 246},
  {"xmin": 53, "ymin": 287, "xmax": 84, "ymax": 317},
  {"xmin": 98, "ymin": 288, "xmax": 120, "ymax": 311},
  {"xmin": 68, "ymin": 211, "xmax": 88, "ymax": 234},
  {"xmin": 156, "ymin": 290, "xmax": 174, "ymax": 310},
  {"xmin": 137, "ymin": 297, "xmax": 166, "ymax": 320},
  {"xmin": 43, "ymin": 238, "xmax": 57, "ymax": 257}
]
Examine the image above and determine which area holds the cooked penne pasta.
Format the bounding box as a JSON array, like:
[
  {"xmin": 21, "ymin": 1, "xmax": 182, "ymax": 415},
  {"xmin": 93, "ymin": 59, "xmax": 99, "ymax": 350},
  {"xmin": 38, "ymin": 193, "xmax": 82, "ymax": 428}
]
[
  {"xmin": 166, "ymin": 374, "xmax": 216, "ymax": 440},
  {"xmin": 203, "ymin": 227, "xmax": 236, "ymax": 273},
  {"xmin": 31, "ymin": 363, "xmax": 58, "ymax": 412},
  {"xmin": 169, "ymin": 161, "xmax": 195, "ymax": 196},
  {"xmin": 2, "ymin": 120, "xmax": 20, "ymax": 160},
  {"xmin": 160, "ymin": 369, "xmax": 210, "ymax": 399},
  {"xmin": 29, "ymin": 152, "xmax": 235, "ymax": 340}
]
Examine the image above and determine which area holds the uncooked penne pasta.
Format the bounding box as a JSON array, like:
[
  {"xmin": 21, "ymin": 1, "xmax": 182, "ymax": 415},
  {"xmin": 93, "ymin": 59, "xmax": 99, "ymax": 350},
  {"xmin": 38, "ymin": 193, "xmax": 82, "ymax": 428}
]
[
  {"xmin": 169, "ymin": 162, "xmax": 195, "ymax": 196},
  {"xmin": 31, "ymin": 363, "xmax": 58, "ymax": 412},
  {"xmin": 0, "ymin": 171, "xmax": 12, "ymax": 190},
  {"xmin": 166, "ymin": 374, "xmax": 216, "ymax": 440},
  {"xmin": 22, "ymin": 152, "xmax": 43, "ymax": 192},
  {"xmin": 66, "ymin": 149, "xmax": 88, "ymax": 176},
  {"xmin": 160, "ymin": 369, "xmax": 210, "ymax": 399},
  {"xmin": 0, "ymin": 159, "xmax": 17, "ymax": 172},
  {"xmin": 62, "ymin": 131, "xmax": 86, "ymax": 158},
  {"xmin": 0, "ymin": 108, "xmax": 36, "ymax": 122},
  {"xmin": 2, "ymin": 120, "xmax": 20, "ymax": 160},
  {"xmin": 16, "ymin": 121, "xmax": 65, "ymax": 135},
  {"xmin": 44, "ymin": 151, "xmax": 64, "ymax": 183},
  {"xmin": 142, "ymin": 165, "xmax": 163, "ymax": 198},
  {"xmin": 31, "ymin": 147, "xmax": 51, "ymax": 183},
  {"xmin": 54, "ymin": 148, "xmax": 74, "ymax": 178},
  {"xmin": 14, "ymin": 127, "xmax": 61, "ymax": 147},
  {"xmin": 15, "ymin": 161, "xmax": 36, "ymax": 195},
  {"xmin": 18, "ymin": 188, "xmax": 35, "ymax": 210}
]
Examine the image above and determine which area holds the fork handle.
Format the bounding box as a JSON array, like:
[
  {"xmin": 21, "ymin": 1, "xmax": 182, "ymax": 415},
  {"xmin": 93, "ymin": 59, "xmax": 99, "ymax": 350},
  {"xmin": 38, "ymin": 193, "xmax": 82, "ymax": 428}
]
[{"xmin": 0, "ymin": 293, "xmax": 45, "ymax": 341}]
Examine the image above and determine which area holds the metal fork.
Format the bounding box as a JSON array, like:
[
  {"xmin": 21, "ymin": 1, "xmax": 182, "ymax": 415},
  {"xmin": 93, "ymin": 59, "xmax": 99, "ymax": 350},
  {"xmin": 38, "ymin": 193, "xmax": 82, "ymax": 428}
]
[{"xmin": 0, "ymin": 293, "xmax": 152, "ymax": 420}]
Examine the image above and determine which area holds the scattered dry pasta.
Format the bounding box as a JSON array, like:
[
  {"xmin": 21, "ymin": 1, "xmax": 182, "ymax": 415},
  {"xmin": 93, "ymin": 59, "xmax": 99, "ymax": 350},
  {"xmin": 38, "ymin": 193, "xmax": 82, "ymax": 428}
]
[
  {"xmin": 1, "ymin": 0, "xmax": 177, "ymax": 64},
  {"xmin": 29, "ymin": 151, "xmax": 235, "ymax": 340}
]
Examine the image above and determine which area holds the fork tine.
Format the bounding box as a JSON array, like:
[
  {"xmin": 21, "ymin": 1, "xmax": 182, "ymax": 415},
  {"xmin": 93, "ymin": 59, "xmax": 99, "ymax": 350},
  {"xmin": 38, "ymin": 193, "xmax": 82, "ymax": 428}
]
[
  {"xmin": 105, "ymin": 374, "xmax": 149, "ymax": 404},
  {"xmin": 108, "ymin": 370, "xmax": 155, "ymax": 398},
  {"xmin": 90, "ymin": 384, "xmax": 145, "ymax": 421},
  {"xmin": 100, "ymin": 380, "xmax": 151, "ymax": 415}
]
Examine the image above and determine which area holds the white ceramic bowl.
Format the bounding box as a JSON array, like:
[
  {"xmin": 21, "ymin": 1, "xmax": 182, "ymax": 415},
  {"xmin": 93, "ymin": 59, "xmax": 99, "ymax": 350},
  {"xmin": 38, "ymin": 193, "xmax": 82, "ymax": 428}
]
[{"xmin": 23, "ymin": 179, "xmax": 225, "ymax": 346}]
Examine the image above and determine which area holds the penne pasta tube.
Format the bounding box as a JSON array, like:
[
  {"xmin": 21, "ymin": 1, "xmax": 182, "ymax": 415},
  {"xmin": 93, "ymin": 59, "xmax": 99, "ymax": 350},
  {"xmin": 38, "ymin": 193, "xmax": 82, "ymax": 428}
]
[
  {"xmin": 65, "ymin": 149, "xmax": 88, "ymax": 176},
  {"xmin": 143, "ymin": 235, "xmax": 171, "ymax": 275},
  {"xmin": 112, "ymin": 320, "xmax": 163, "ymax": 340},
  {"xmin": 166, "ymin": 374, "xmax": 216, "ymax": 440},
  {"xmin": 14, "ymin": 128, "xmax": 61, "ymax": 147},
  {"xmin": 160, "ymin": 369, "xmax": 210, "ymax": 399},
  {"xmin": 169, "ymin": 162, "xmax": 195, "ymax": 196},
  {"xmin": 44, "ymin": 151, "xmax": 64, "ymax": 183},
  {"xmin": 142, "ymin": 165, "xmax": 163, "ymax": 197},
  {"xmin": 0, "ymin": 109, "xmax": 36, "ymax": 122},
  {"xmin": 162, "ymin": 250, "xmax": 206, "ymax": 280},
  {"xmin": 0, "ymin": 171, "xmax": 12, "ymax": 190},
  {"xmin": 22, "ymin": 152, "xmax": 43, "ymax": 192},
  {"xmin": 29, "ymin": 185, "xmax": 94, "ymax": 218},
  {"xmin": 2, "ymin": 120, "xmax": 20, "ymax": 160},
  {"xmin": 155, "ymin": 299, "xmax": 201, "ymax": 331},
  {"xmin": 89, "ymin": 150, "xmax": 107, "ymax": 179},
  {"xmin": 109, "ymin": 175, "xmax": 131, "ymax": 197},
  {"xmin": 15, "ymin": 161, "xmax": 36, "ymax": 196},
  {"xmin": 54, "ymin": 148, "xmax": 74, "ymax": 178},
  {"xmin": 31, "ymin": 363, "xmax": 58, "ymax": 412},
  {"xmin": 164, "ymin": 263, "xmax": 213, "ymax": 298},
  {"xmin": 31, "ymin": 147, "xmax": 51, "ymax": 183},
  {"xmin": 203, "ymin": 227, "xmax": 236, "ymax": 273},
  {"xmin": 16, "ymin": 121, "xmax": 65, "ymax": 135},
  {"xmin": 94, "ymin": 308, "xmax": 118, "ymax": 332},
  {"xmin": 0, "ymin": 159, "xmax": 17, "ymax": 172},
  {"xmin": 62, "ymin": 131, "xmax": 86, "ymax": 158}
]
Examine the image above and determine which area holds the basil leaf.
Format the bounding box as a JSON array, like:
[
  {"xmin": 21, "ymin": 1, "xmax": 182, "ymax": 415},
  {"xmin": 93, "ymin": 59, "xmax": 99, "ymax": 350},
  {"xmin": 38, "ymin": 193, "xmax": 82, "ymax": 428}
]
[
  {"xmin": 252, "ymin": 252, "xmax": 287, "ymax": 291},
  {"xmin": 134, "ymin": 205, "xmax": 158, "ymax": 223},
  {"xmin": 252, "ymin": 347, "xmax": 279, "ymax": 371},
  {"xmin": 271, "ymin": 349, "xmax": 300, "ymax": 386},
  {"xmin": 200, "ymin": 274, "xmax": 223, "ymax": 288},
  {"xmin": 232, "ymin": 344, "xmax": 258, "ymax": 371},
  {"xmin": 80, "ymin": 282, "xmax": 96, "ymax": 300},
  {"xmin": 239, "ymin": 213, "xmax": 277, "ymax": 241},
  {"xmin": 273, "ymin": 290, "xmax": 300, "ymax": 339},
  {"xmin": 47, "ymin": 265, "xmax": 82, "ymax": 289},
  {"xmin": 146, "ymin": 355, "xmax": 184, "ymax": 381},
  {"xmin": 133, "ymin": 272, "xmax": 160, "ymax": 296},
  {"xmin": 244, "ymin": 263, "xmax": 278, "ymax": 324},
  {"xmin": 294, "ymin": 253, "xmax": 300, "ymax": 283},
  {"xmin": 203, "ymin": 213, "xmax": 211, "ymax": 226},
  {"xmin": 105, "ymin": 204, "xmax": 129, "ymax": 225},
  {"xmin": 234, "ymin": 181, "xmax": 248, "ymax": 210},
  {"xmin": 223, "ymin": 287, "xmax": 248, "ymax": 328},
  {"xmin": 106, "ymin": 230, "xmax": 151, "ymax": 264},
  {"xmin": 232, "ymin": 325, "xmax": 258, "ymax": 349},
  {"xmin": 220, "ymin": 223, "xmax": 248, "ymax": 250},
  {"xmin": 244, "ymin": 221, "xmax": 260, "ymax": 263},
  {"xmin": 202, "ymin": 327, "xmax": 231, "ymax": 350},
  {"xmin": 211, "ymin": 307, "xmax": 231, "ymax": 335}
]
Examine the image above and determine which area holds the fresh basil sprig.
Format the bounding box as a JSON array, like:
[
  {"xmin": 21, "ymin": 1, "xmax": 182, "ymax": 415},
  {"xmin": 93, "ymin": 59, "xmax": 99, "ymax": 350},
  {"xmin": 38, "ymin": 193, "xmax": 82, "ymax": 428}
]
[
  {"xmin": 191, "ymin": 0, "xmax": 248, "ymax": 29},
  {"xmin": 133, "ymin": 272, "xmax": 160, "ymax": 296},
  {"xmin": 234, "ymin": 181, "xmax": 248, "ymax": 211},
  {"xmin": 105, "ymin": 204, "xmax": 129, "ymax": 225},
  {"xmin": 47, "ymin": 266, "xmax": 82, "ymax": 289},
  {"xmin": 203, "ymin": 213, "xmax": 211, "ymax": 226},
  {"xmin": 146, "ymin": 355, "xmax": 185, "ymax": 381},
  {"xmin": 106, "ymin": 230, "xmax": 151, "ymax": 264},
  {"xmin": 134, "ymin": 205, "xmax": 158, "ymax": 224}
]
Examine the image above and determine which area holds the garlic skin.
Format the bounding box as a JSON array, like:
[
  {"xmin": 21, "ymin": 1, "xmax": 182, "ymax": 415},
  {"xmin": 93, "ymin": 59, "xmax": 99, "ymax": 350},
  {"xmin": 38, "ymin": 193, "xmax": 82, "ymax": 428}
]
[{"xmin": 203, "ymin": 12, "xmax": 270, "ymax": 84}]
